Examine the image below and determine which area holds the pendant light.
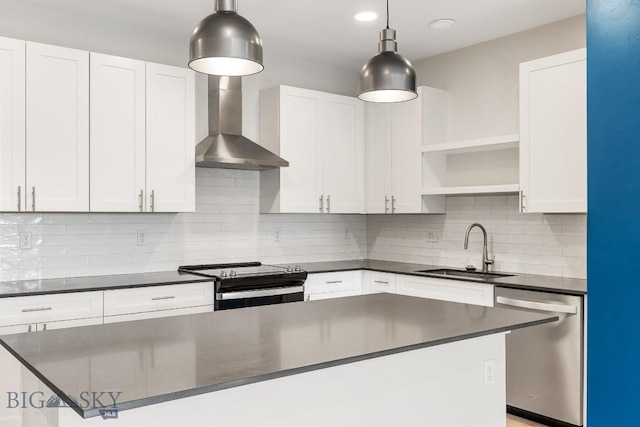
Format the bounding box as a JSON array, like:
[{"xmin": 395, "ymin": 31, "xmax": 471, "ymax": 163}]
[
  {"xmin": 189, "ymin": 0, "xmax": 264, "ymax": 76},
  {"xmin": 358, "ymin": 0, "xmax": 417, "ymax": 103}
]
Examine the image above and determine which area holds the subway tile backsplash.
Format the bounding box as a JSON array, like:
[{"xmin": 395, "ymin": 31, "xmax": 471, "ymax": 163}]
[
  {"xmin": 0, "ymin": 169, "xmax": 367, "ymax": 281},
  {"xmin": 368, "ymin": 195, "xmax": 586, "ymax": 279},
  {"xmin": 0, "ymin": 171, "xmax": 586, "ymax": 281}
]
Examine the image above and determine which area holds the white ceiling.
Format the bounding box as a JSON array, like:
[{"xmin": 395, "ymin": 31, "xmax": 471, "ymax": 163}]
[{"xmin": 14, "ymin": 0, "xmax": 585, "ymax": 70}]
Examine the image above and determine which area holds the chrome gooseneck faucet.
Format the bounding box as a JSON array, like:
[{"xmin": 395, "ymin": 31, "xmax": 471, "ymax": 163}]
[{"xmin": 464, "ymin": 223, "xmax": 494, "ymax": 273}]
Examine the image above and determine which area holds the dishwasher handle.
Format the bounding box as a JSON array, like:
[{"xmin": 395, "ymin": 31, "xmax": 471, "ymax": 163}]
[{"xmin": 496, "ymin": 296, "xmax": 577, "ymax": 315}]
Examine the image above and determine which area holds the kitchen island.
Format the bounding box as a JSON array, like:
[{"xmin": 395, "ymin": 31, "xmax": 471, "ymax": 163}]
[{"xmin": 0, "ymin": 293, "xmax": 557, "ymax": 427}]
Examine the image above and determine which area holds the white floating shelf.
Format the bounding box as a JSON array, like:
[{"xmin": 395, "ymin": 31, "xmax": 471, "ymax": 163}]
[
  {"xmin": 421, "ymin": 184, "xmax": 520, "ymax": 196},
  {"xmin": 421, "ymin": 134, "xmax": 519, "ymax": 155}
]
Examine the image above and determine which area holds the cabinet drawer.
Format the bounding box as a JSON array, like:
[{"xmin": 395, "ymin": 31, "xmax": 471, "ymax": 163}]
[
  {"xmin": 104, "ymin": 282, "xmax": 214, "ymax": 316},
  {"xmin": 0, "ymin": 291, "xmax": 103, "ymax": 327},
  {"xmin": 396, "ymin": 275, "xmax": 494, "ymax": 307},
  {"xmin": 362, "ymin": 271, "xmax": 396, "ymax": 294},
  {"xmin": 304, "ymin": 271, "xmax": 362, "ymax": 295}
]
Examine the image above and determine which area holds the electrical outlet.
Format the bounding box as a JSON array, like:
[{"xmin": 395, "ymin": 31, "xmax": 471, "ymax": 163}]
[
  {"xmin": 137, "ymin": 230, "xmax": 147, "ymax": 246},
  {"xmin": 274, "ymin": 228, "xmax": 281, "ymax": 242},
  {"xmin": 484, "ymin": 359, "xmax": 495, "ymax": 386},
  {"xmin": 19, "ymin": 232, "xmax": 32, "ymax": 250},
  {"xmin": 344, "ymin": 229, "xmax": 350, "ymax": 239},
  {"xmin": 426, "ymin": 229, "xmax": 438, "ymax": 243}
]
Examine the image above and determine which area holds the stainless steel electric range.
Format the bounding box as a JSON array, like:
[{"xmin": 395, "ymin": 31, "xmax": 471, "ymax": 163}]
[{"xmin": 178, "ymin": 262, "xmax": 307, "ymax": 310}]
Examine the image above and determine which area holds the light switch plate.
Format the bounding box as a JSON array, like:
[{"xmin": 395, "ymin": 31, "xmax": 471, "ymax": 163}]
[{"xmin": 426, "ymin": 229, "xmax": 438, "ymax": 243}]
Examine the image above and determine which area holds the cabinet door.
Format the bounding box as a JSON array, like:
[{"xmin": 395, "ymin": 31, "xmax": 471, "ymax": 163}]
[
  {"xmin": 0, "ymin": 37, "xmax": 25, "ymax": 213},
  {"xmin": 396, "ymin": 274, "xmax": 494, "ymax": 307},
  {"xmin": 146, "ymin": 63, "xmax": 195, "ymax": 212},
  {"xmin": 36, "ymin": 316, "xmax": 103, "ymax": 331},
  {"xmin": 520, "ymin": 49, "xmax": 587, "ymax": 213},
  {"xmin": 365, "ymin": 103, "xmax": 392, "ymax": 213},
  {"xmin": 322, "ymin": 95, "xmax": 365, "ymax": 213},
  {"xmin": 90, "ymin": 53, "xmax": 146, "ymax": 212},
  {"xmin": 279, "ymin": 87, "xmax": 324, "ymax": 213},
  {"xmin": 26, "ymin": 42, "xmax": 89, "ymax": 212},
  {"xmin": 0, "ymin": 291, "xmax": 103, "ymax": 327},
  {"xmin": 391, "ymin": 98, "xmax": 423, "ymax": 213},
  {"xmin": 361, "ymin": 271, "xmax": 396, "ymax": 294}
]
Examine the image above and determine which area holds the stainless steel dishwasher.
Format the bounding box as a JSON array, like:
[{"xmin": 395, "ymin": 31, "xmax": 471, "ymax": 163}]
[{"xmin": 495, "ymin": 287, "xmax": 584, "ymax": 427}]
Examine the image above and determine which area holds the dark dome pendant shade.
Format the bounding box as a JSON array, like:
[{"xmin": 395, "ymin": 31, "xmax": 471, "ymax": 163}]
[
  {"xmin": 358, "ymin": 0, "xmax": 417, "ymax": 103},
  {"xmin": 189, "ymin": 0, "xmax": 264, "ymax": 76}
]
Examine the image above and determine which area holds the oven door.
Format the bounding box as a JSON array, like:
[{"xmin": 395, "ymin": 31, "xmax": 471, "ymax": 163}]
[{"xmin": 215, "ymin": 285, "xmax": 304, "ymax": 310}]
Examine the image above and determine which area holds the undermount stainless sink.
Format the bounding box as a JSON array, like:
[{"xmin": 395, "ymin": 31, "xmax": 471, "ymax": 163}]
[{"xmin": 415, "ymin": 268, "xmax": 514, "ymax": 280}]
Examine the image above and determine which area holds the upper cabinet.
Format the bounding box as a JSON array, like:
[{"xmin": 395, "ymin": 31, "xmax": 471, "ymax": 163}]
[
  {"xmin": 90, "ymin": 53, "xmax": 146, "ymax": 212},
  {"xmin": 0, "ymin": 37, "xmax": 25, "ymax": 212},
  {"xmin": 26, "ymin": 42, "xmax": 90, "ymax": 212},
  {"xmin": 260, "ymin": 86, "xmax": 365, "ymax": 214},
  {"xmin": 0, "ymin": 37, "xmax": 195, "ymax": 214},
  {"xmin": 519, "ymin": 49, "xmax": 587, "ymax": 213},
  {"xmin": 91, "ymin": 57, "xmax": 195, "ymax": 213},
  {"xmin": 366, "ymin": 87, "xmax": 446, "ymax": 214},
  {"xmin": 145, "ymin": 63, "xmax": 195, "ymax": 213}
]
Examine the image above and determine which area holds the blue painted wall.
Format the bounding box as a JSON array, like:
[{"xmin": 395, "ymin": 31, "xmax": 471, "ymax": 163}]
[{"xmin": 587, "ymin": 0, "xmax": 640, "ymax": 424}]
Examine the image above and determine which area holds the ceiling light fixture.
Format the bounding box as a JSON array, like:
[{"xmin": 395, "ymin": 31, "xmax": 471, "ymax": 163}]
[
  {"xmin": 429, "ymin": 18, "xmax": 456, "ymax": 30},
  {"xmin": 354, "ymin": 11, "xmax": 379, "ymax": 22},
  {"xmin": 189, "ymin": 0, "xmax": 263, "ymax": 76},
  {"xmin": 358, "ymin": 0, "xmax": 417, "ymax": 103}
]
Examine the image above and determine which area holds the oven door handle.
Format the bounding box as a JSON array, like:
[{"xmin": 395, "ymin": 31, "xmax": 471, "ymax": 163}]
[
  {"xmin": 217, "ymin": 286, "xmax": 304, "ymax": 301},
  {"xmin": 496, "ymin": 296, "xmax": 577, "ymax": 314}
]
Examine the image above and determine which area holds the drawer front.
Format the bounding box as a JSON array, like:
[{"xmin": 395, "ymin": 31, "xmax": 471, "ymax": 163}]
[
  {"xmin": 0, "ymin": 291, "xmax": 104, "ymax": 327},
  {"xmin": 304, "ymin": 271, "xmax": 362, "ymax": 295},
  {"xmin": 104, "ymin": 305, "xmax": 213, "ymax": 324},
  {"xmin": 362, "ymin": 271, "xmax": 396, "ymax": 294},
  {"xmin": 104, "ymin": 282, "xmax": 214, "ymax": 316},
  {"xmin": 396, "ymin": 275, "xmax": 494, "ymax": 307}
]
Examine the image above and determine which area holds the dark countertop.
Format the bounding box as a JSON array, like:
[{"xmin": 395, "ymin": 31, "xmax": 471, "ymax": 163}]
[
  {"xmin": 0, "ymin": 271, "xmax": 211, "ymax": 298},
  {"xmin": 290, "ymin": 260, "xmax": 587, "ymax": 296},
  {"xmin": 0, "ymin": 293, "xmax": 557, "ymax": 419}
]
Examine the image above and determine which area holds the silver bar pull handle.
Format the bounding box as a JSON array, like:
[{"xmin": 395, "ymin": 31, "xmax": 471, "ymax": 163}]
[
  {"xmin": 392, "ymin": 196, "xmax": 396, "ymax": 213},
  {"xmin": 519, "ymin": 190, "xmax": 525, "ymax": 213},
  {"xmin": 218, "ymin": 285, "xmax": 304, "ymax": 301},
  {"xmin": 326, "ymin": 195, "xmax": 331, "ymax": 213},
  {"xmin": 139, "ymin": 190, "xmax": 144, "ymax": 212},
  {"xmin": 17, "ymin": 186, "xmax": 21, "ymax": 211},
  {"xmin": 319, "ymin": 195, "xmax": 324, "ymax": 213},
  {"xmin": 32, "ymin": 187, "xmax": 36, "ymax": 212},
  {"xmin": 384, "ymin": 196, "xmax": 389, "ymax": 213},
  {"xmin": 150, "ymin": 190, "xmax": 155, "ymax": 212},
  {"xmin": 374, "ymin": 280, "xmax": 389, "ymax": 285},
  {"xmin": 496, "ymin": 296, "xmax": 577, "ymax": 315},
  {"xmin": 43, "ymin": 323, "xmax": 47, "ymax": 331},
  {"xmin": 151, "ymin": 296, "xmax": 176, "ymax": 301},
  {"xmin": 326, "ymin": 280, "xmax": 342, "ymax": 284},
  {"xmin": 22, "ymin": 307, "xmax": 53, "ymax": 313}
]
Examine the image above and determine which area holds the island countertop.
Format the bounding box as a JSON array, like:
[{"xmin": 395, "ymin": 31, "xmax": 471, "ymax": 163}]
[{"xmin": 0, "ymin": 293, "xmax": 557, "ymax": 419}]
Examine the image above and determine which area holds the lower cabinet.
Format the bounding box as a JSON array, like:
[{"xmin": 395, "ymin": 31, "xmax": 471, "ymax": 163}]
[
  {"xmin": 361, "ymin": 271, "xmax": 397, "ymax": 294},
  {"xmin": 395, "ymin": 275, "xmax": 494, "ymax": 307},
  {"xmin": 304, "ymin": 271, "xmax": 362, "ymax": 301}
]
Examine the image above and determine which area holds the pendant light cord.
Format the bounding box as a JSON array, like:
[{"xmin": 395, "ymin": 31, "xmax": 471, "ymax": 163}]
[{"xmin": 386, "ymin": 0, "xmax": 390, "ymax": 29}]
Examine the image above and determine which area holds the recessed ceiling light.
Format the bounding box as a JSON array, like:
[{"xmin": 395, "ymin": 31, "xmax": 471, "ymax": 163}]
[
  {"xmin": 354, "ymin": 11, "xmax": 379, "ymax": 22},
  {"xmin": 429, "ymin": 18, "xmax": 456, "ymax": 30}
]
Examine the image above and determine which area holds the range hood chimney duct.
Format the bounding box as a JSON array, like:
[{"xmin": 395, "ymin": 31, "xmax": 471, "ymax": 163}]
[{"xmin": 195, "ymin": 76, "xmax": 288, "ymax": 170}]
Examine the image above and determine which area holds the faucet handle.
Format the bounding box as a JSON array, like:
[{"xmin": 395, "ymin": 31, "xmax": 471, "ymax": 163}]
[{"xmin": 485, "ymin": 257, "xmax": 494, "ymax": 271}]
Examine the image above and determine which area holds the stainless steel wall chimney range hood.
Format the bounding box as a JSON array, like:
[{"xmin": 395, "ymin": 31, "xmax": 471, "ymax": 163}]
[{"xmin": 195, "ymin": 76, "xmax": 288, "ymax": 170}]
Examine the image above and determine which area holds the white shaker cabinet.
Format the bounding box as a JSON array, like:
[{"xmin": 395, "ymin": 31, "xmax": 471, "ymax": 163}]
[
  {"xmin": 304, "ymin": 271, "xmax": 362, "ymax": 301},
  {"xmin": 90, "ymin": 53, "xmax": 146, "ymax": 212},
  {"xmin": 519, "ymin": 48, "xmax": 587, "ymax": 213},
  {"xmin": 26, "ymin": 42, "xmax": 89, "ymax": 212},
  {"xmin": 260, "ymin": 86, "xmax": 365, "ymax": 214},
  {"xmin": 365, "ymin": 86, "xmax": 446, "ymax": 214},
  {"xmin": 146, "ymin": 63, "xmax": 196, "ymax": 213},
  {"xmin": 0, "ymin": 37, "xmax": 25, "ymax": 213}
]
